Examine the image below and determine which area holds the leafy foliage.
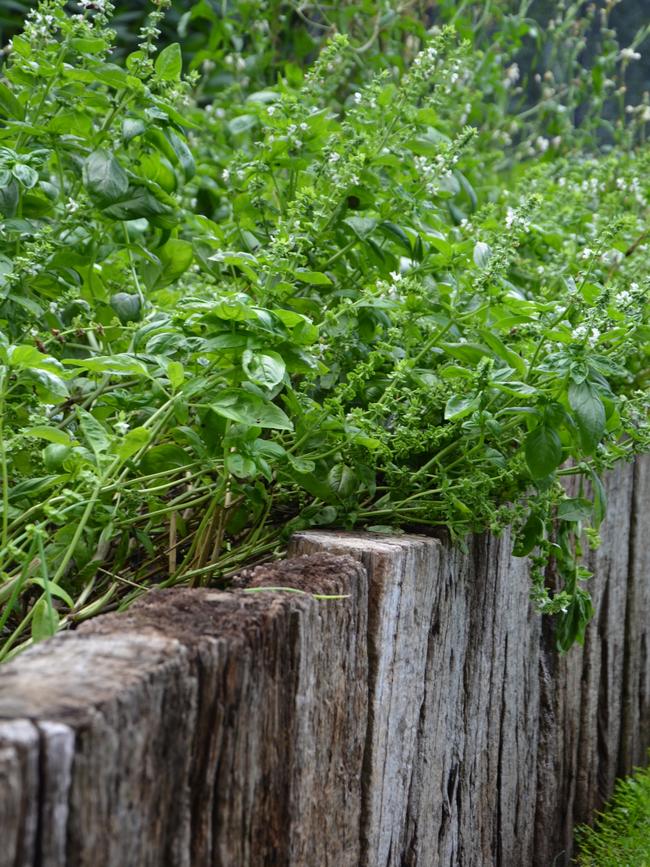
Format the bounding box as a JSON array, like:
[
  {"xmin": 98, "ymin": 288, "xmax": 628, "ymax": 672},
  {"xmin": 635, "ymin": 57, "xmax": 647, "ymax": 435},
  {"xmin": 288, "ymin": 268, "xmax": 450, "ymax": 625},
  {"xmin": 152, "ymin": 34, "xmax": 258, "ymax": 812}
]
[
  {"xmin": 575, "ymin": 757, "xmax": 650, "ymax": 866},
  {"xmin": 0, "ymin": 0, "xmax": 648, "ymax": 659}
]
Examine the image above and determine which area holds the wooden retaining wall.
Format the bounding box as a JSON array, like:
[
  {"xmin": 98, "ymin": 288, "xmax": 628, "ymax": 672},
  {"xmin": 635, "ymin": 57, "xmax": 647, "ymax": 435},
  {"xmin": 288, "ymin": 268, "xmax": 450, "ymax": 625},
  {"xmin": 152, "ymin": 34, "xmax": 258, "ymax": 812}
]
[{"xmin": 0, "ymin": 456, "xmax": 648, "ymax": 867}]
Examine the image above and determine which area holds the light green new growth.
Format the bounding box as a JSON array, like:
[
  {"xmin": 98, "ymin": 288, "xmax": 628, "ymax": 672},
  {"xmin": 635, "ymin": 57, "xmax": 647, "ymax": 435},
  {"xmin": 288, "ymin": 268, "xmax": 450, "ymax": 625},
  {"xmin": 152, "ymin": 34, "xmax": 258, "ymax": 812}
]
[{"xmin": 576, "ymin": 758, "xmax": 650, "ymax": 866}]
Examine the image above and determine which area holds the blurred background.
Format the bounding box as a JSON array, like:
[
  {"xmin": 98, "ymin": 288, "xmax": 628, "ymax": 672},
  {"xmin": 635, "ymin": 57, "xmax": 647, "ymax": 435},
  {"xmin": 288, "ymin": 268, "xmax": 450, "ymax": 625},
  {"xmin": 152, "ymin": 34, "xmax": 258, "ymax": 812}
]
[{"xmin": 1, "ymin": 1, "xmax": 648, "ymax": 117}]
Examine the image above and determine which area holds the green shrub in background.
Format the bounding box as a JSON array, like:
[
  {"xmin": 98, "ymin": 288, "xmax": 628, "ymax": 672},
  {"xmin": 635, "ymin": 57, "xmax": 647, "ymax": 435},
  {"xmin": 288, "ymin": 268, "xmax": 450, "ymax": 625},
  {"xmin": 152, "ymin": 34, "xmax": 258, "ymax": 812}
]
[
  {"xmin": 576, "ymin": 758, "xmax": 650, "ymax": 866},
  {"xmin": 0, "ymin": 0, "xmax": 647, "ymax": 659}
]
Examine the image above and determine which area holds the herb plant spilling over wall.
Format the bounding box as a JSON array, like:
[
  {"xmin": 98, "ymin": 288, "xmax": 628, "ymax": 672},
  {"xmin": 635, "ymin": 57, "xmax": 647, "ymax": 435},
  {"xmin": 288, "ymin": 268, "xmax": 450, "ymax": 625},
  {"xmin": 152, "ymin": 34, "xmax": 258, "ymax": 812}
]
[{"xmin": 0, "ymin": 0, "xmax": 648, "ymax": 660}]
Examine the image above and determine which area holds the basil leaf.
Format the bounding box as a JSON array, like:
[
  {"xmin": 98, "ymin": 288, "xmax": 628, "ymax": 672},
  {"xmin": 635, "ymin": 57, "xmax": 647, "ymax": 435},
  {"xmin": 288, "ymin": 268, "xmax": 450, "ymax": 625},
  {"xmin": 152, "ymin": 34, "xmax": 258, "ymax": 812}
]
[
  {"xmin": 525, "ymin": 424, "xmax": 562, "ymax": 479},
  {"xmin": 568, "ymin": 381, "xmax": 606, "ymax": 455}
]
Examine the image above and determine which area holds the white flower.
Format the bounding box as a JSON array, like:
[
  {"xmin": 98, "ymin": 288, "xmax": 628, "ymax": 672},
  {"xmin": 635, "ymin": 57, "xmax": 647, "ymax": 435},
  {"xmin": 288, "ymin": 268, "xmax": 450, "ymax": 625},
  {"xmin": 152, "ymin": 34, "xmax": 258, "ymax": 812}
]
[
  {"xmin": 49, "ymin": 301, "xmax": 58, "ymax": 313},
  {"xmin": 581, "ymin": 247, "xmax": 593, "ymax": 260},
  {"xmin": 602, "ymin": 248, "xmax": 624, "ymax": 266},
  {"xmin": 620, "ymin": 47, "xmax": 641, "ymax": 62},
  {"xmin": 267, "ymin": 105, "xmax": 276, "ymax": 116},
  {"xmin": 504, "ymin": 63, "xmax": 520, "ymax": 87},
  {"xmin": 536, "ymin": 136, "xmax": 549, "ymax": 153},
  {"xmin": 389, "ymin": 270, "xmax": 402, "ymax": 282},
  {"xmin": 329, "ymin": 152, "xmax": 341, "ymax": 163},
  {"xmin": 630, "ymin": 282, "xmax": 639, "ymax": 291},
  {"xmin": 588, "ymin": 327, "xmax": 601, "ymax": 347},
  {"xmin": 353, "ymin": 91, "xmax": 362, "ymax": 104},
  {"xmin": 79, "ymin": 0, "xmax": 106, "ymax": 11},
  {"xmin": 114, "ymin": 421, "xmax": 130, "ymax": 436},
  {"xmin": 65, "ymin": 198, "xmax": 79, "ymax": 213},
  {"xmin": 222, "ymin": 169, "xmax": 230, "ymax": 182},
  {"xmin": 505, "ymin": 207, "xmax": 516, "ymax": 228},
  {"xmin": 616, "ymin": 290, "xmax": 632, "ymax": 306},
  {"xmin": 572, "ymin": 324, "xmax": 588, "ymax": 341}
]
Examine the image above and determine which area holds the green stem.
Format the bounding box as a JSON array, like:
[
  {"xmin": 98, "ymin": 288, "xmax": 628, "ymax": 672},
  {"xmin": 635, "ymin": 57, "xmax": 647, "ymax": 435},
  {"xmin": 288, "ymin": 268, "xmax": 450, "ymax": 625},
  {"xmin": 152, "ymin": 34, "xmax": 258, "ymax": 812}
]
[{"xmin": 0, "ymin": 369, "xmax": 8, "ymax": 551}]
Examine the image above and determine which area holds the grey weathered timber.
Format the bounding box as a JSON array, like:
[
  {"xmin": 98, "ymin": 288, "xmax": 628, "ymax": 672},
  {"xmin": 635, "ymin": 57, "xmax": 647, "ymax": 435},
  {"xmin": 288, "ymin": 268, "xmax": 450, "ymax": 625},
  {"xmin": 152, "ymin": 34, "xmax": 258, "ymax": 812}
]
[
  {"xmin": 0, "ymin": 457, "xmax": 648, "ymax": 866},
  {"xmin": 289, "ymin": 455, "xmax": 650, "ymax": 867}
]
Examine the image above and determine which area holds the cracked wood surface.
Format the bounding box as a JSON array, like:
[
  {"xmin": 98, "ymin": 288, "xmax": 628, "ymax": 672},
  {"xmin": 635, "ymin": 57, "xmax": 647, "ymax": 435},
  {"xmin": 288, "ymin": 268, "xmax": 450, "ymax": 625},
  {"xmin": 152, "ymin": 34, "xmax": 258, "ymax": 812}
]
[{"xmin": 0, "ymin": 457, "xmax": 648, "ymax": 866}]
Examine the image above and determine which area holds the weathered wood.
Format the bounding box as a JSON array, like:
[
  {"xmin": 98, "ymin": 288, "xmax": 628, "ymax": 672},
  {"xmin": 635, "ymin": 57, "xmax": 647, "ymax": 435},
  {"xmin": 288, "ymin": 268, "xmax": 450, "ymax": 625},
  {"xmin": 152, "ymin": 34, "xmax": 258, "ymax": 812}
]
[
  {"xmin": 0, "ymin": 554, "xmax": 367, "ymax": 867},
  {"xmin": 289, "ymin": 529, "xmax": 542, "ymax": 867},
  {"xmin": 620, "ymin": 454, "xmax": 650, "ymax": 771},
  {"xmin": 290, "ymin": 455, "xmax": 650, "ymax": 867},
  {"xmin": 0, "ymin": 458, "xmax": 647, "ymax": 866}
]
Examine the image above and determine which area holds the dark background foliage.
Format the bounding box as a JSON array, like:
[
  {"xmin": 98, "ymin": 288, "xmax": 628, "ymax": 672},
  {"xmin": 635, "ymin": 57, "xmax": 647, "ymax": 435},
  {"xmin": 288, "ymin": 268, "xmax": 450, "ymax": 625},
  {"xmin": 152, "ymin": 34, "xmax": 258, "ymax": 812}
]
[{"xmin": 2, "ymin": 0, "xmax": 649, "ymax": 105}]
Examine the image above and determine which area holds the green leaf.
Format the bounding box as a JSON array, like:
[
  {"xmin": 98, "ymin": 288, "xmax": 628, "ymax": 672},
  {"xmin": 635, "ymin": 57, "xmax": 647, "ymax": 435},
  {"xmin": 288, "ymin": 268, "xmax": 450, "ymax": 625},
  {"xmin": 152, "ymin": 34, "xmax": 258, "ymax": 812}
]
[
  {"xmin": 42, "ymin": 443, "xmax": 72, "ymax": 471},
  {"xmin": 25, "ymin": 426, "xmax": 74, "ymax": 446},
  {"xmin": 327, "ymin": 463, "xmax": 356, "ymax": 497},
  {"xmin": 9, "ymin": 345, "xmax": 63, "ymax": 374},
  {"xmin": 115, "ymin": 427, "xmax": 151, "ymax": 461},
  {"xmin": 228, "ymin": 114, "xmax": 257, "ymax": 135},
  {"xmin": 473, "ymin": 241, "xmax": 492, "ymax": 267},
  {"xmin": 23, "ymin": 369, "xmax": 69, "ymax": 399},
  {"xmin": 122, "ymin": 118, "xmax": 146, "ymax": 142},
  {"xmin": 31, "ymin": 596, "xmax": 59, "ymax": 642},
  {"xmin": 158, "ymin": 239, "xmax": 193, "ymax": 286},
  {"xmin": 480, "ymin": 330, "xmax": 527, "ymax": 377},
  {"xmin": 155, "ymin": 42, "xmax": 182, "ymax": 81},
  {"xmin": 30, "ymin": 579, "xmax": 74, "ymax": 608},
  {"xmin": 440, "ymin": 342, "xmax": 489, "ymax": 364},
  {"xmin": 139, "ymin": 443, "xmax": 192, "ymax": 474},
  {"xmin": 77, "ymin": 408, "xmax": 110, "ymax": 460},
  {"xmin": 83, "ymin": 150, "xmax": 129, "ymax": 204},
  {"xmin": 556, "ymin": 590, "xmax": 594, "ymax": 652},
  {"xmin": 70, "ymin": 36, "xmax": 108, "ymax": 54},
  {"xmin": 110, "ymin": 293, "xmax": 142, "ymax": 324},
  {"xmin": 587, "ymin": 467, "xmax": 607, "ymax": 529},
  {"xmin": 12, "ymin": 164, "xmax": 38, "ymax": 189},
  {"xmin": 166, "ymin": 361, "xmax": 184, "ymax": 390},
  {"xmin": 9, "ymin": 476, "xmax": 64, "ymax": 502},
  {"xmin": 64, "ymin": 355, "xmax": 148, "ymax": 376},
  {"xmin": 525, "ymin": 424, "xmax": 562, "ymax": 479},
  {"xmin": 101, "ymin": 186, "xmax": 175, "ymax": 224},
  {"xmin": 557, "ymin": 497, "xmax": 593, "ymax": 523},
  {"xmin": 0, "ymin": 83, "xmax": 24, "ymax": 119},
  {"xmin": 344, "ymin": 216, "xmax": 377, "ymax": 239},
  {"xmin": 226, "ymin": 452, "xmax": 257, "ymax": 478},
  {"xmin": 295, "ymin": 270, "xmax": 332, "ymax": 285},
  {"xmin": 287, "ymin": 454, "xmax": 315, "ymax": 474},
  {"xmin": 379, "ymin": 221, "xmax": 411, "ymax": 252},
  {"xmin": 166, "ymin": 130, "xmax": 195, "ymax": 180},
  {"xmin": 513, "ymin": 512, "xmax": 545, "ymax": 556},
  {"xmin": 444, "ymin": 393, "xmax": 479, "ymax": 421},
  {"xmin": 210, "ymin": 389, "xmax": 293, "ymax": 430},
  {"xmin": 242, "ymin": 350, "xmax": 286, "ymax": 388},
  {"xmin": 0, "ymin": 178, "xmax": 19, "ymax": 217},
  {"xmin": 568, "ymin": 381, "xmax": 606, "ymax": 455}
]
